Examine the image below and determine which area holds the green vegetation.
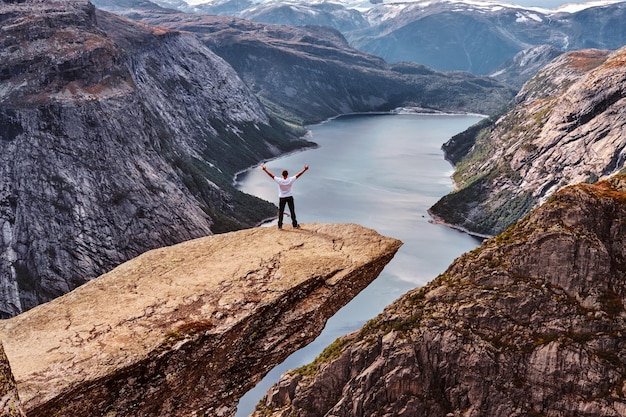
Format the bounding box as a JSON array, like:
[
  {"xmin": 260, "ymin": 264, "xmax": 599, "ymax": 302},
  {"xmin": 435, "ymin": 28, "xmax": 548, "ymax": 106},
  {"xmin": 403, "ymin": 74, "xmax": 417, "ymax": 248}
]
[{"xmin": 294, "ymin": 336, "xmax": 352, "ymax": 377}]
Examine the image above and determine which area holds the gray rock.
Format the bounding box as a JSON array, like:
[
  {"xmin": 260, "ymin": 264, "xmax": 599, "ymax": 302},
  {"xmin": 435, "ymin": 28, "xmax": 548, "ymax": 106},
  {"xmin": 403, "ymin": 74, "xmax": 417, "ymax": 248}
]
[{"xmin": 431, "ymin": 47, "xmax": 626, "ymax": 236}]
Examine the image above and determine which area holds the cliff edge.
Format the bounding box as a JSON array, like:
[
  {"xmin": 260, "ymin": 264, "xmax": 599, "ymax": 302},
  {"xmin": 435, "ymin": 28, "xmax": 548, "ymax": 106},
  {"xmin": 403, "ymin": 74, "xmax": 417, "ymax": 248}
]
[
  {"xmin": 256, "ymin": 176, "xmax": 626, "ymax": 417},
  {"xmin": 0, "ymin": 223, "xmax": 401, "ymax": 417}
]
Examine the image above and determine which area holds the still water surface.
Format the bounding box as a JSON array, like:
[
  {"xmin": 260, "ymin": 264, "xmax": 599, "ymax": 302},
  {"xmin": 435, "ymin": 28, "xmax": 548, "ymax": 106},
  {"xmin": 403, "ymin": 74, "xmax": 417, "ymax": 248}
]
[{"xmin": 235, "ymin": 113, "xmax": 484, "ymax": 416}]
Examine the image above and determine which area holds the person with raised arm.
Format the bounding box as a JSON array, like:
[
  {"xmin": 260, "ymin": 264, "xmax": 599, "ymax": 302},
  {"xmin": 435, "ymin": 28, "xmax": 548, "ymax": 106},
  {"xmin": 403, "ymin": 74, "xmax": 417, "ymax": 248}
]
[{"xmin": 262, "ymin": 164, "xmax": 309, "ymax": 229}]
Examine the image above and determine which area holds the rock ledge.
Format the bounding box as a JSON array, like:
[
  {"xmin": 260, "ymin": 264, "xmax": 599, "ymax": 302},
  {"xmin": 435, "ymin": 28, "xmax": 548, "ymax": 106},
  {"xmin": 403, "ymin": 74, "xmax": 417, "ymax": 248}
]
[{"xmin": 0, "ymin": 223, "xmax": 401, "ymax": 417}]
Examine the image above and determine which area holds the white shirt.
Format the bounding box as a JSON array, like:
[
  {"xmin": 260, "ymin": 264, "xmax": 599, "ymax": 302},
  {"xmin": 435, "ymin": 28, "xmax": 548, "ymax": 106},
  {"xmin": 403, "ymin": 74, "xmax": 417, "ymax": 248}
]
[{"xmin": 274, "ymin": 176, "xmax": 298, "ymax": 198}]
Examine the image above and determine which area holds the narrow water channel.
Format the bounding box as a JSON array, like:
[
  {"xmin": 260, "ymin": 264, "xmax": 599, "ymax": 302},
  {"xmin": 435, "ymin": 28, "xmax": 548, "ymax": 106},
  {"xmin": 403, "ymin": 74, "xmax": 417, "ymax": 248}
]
[{"xmin": 235, "ymin": 113, "xmax": 484, "ymax": 416}]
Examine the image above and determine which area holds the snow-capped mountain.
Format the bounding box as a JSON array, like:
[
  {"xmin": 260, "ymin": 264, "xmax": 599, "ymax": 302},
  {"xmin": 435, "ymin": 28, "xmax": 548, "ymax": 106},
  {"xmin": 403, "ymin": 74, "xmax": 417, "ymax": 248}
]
[
  {"xmin": 180, "ymin": 0, "xmax": 624, "ymax": 13},
  {"xmin": 147, "ymin": 0, "xmax": 626, "ymax": 77}
]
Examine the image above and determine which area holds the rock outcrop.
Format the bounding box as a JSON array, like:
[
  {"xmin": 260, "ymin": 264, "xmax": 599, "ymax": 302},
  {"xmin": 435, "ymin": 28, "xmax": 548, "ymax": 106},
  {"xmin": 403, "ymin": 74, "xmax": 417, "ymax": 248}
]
[
  {"xmin": 0, "ymin": 223, "xmax": 401, "ymax": 417},
  {"xmin": 430, "ymin": 46, "xmax": 626, "ymax": 236},
  {"xmin": 490, "ymin": 45, "xmax": 564, "ymax": 90},
  {"xmin": 255, "ymin": 176, "xmax": 626, "ymax": 417},
  {"xmin": 0, "ymin": 0, "xmax": 312, "ymax": 317}
]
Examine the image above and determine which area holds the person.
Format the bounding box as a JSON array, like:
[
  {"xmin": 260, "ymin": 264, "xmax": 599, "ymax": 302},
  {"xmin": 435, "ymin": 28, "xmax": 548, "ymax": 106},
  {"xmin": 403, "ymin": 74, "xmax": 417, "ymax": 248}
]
[{"xmin": 261, "ymin": 164, "xmax": 309, "ymax": 229}]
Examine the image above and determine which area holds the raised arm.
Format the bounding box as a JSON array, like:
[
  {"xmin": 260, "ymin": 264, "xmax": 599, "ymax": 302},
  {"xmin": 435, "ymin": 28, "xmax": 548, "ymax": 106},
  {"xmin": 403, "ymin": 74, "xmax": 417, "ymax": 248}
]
[
  {"xmin": 261, "ymin": 165, "xmax": 275, "ymax": 179},
  {"xmin": 295, "ymin": 165, "xmax": 309, "ymax": 178}
]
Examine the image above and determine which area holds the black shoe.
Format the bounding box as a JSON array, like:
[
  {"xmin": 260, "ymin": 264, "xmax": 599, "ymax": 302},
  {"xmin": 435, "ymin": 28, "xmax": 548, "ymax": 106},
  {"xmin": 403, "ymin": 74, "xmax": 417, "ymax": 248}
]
[
  {"xmin": 278, "ymin": 225, "xmax": 282, "ymax": 229},
  {"xmin": 293, "ymin": 224, "xmax": 300, "ymax": 229}
]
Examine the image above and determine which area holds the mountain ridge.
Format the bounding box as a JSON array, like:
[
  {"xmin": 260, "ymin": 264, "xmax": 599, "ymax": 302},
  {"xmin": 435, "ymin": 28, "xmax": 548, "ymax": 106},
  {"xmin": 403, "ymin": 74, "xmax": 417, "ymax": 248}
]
[
  {"xmin": 148, "ymin": 0, "xmax": 626, "ymax": 78},
  {"xmin": 430, "ymin": 46, "xmax": 626, "ymax": 236},
  {"xmin": 101, "ymin": 4, "xmax": 515, "ymax": 124}
]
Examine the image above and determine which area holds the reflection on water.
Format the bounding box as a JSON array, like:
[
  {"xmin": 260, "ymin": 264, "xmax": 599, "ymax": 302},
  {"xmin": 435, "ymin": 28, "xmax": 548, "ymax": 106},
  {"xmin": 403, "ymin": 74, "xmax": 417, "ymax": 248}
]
[{"xmin": 235, "ymin": 113, "xmax": 484, "ymax": 416}]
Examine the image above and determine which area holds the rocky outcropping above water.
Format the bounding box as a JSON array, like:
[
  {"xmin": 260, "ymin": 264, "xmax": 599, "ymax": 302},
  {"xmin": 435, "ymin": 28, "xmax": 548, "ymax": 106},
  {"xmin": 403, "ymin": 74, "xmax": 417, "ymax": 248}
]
[
  {"xmin": 0, "ymin": 223, "xmax": 401, "ymax": 417},
  {"xmin": 255, "ymin": 176, "xmax": 626, "ymax": 417},
  {"xmin": 430, "ymin": 47, "xmax": 626, "ymax": 236}
]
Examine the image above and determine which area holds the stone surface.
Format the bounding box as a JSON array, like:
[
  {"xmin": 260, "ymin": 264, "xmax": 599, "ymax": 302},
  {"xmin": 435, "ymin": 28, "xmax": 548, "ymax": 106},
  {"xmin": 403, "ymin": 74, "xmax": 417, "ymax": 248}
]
[
  {"xmin": 255, "ymin": 176, "xmax": 626, "ymax": 417},
  {"xmin": 0, "ymin": 223, "xmax": 401, "ymax": 417}
]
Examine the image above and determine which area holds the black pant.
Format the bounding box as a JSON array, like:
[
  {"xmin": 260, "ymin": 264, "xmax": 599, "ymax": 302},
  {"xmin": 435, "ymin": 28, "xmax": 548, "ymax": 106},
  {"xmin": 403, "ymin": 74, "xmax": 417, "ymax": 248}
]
[{"xmin": 278, "ymin": 196, "xmax": 298, "ymax": 227}]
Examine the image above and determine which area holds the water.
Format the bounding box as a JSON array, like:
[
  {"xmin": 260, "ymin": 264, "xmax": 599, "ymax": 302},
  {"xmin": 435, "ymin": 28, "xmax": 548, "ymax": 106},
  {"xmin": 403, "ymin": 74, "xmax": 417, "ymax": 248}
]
[{"xmin": 234, "ymin": 113, "xmax": 484, "ymax": 416}]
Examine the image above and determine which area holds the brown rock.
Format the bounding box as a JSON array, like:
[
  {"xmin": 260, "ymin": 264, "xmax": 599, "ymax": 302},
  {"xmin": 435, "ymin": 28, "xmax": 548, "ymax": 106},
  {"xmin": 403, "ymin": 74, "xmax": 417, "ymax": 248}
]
[
  {"xmin": 257, "ymin": 177, "xmax": 626, "ymax": 417},
  {"xmin": 0, "ymin": 223, "xmax": 401, "ymax": 417}
]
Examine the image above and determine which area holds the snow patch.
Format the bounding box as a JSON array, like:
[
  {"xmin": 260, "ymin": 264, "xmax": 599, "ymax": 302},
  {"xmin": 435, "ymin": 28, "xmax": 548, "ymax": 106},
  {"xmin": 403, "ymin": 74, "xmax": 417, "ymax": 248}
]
[{"xmin": 180, "ymin": 0, "xmax": 626, "ymax": 17}]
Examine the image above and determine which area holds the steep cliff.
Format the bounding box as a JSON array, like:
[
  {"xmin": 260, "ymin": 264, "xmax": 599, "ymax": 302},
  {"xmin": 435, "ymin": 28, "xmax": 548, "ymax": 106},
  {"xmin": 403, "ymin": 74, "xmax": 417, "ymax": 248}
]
[
  {"xmin": 0, "ymin": 223, "xmax": 402, "ymax": 417},
  {"xmin": 95, "ymin": 4, "xmax": 516, "ymax": 125},
  {"xmin": 430, "ymin": 47, "xmax": 626, "ymax": 236},
  {"xmin": 256, "ymin": 176, "xmax": 626, "ymax": 417},
  {"xmin": 0, "ymin": 0, "xmax": 311, "ymax": 317}
]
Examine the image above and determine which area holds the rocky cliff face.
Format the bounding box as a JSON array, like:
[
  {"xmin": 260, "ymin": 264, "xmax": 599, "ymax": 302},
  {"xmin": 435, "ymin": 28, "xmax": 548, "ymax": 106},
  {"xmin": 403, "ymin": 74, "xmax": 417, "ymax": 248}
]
[
  {"xmin": 0, "ymin": 0, "xmax": 311, "ymax": 317},
  {"xmin": 255, "ymin": 176, "xmax": 626, "ymax": 417},
  {"xmin": 0, "ymin": 223, "xmax": 401, "ymax": 417},
  {"xmin": 95, "ymin": 4, "xmax": 516, "ymax": 125},
  {"xmin": 430, "ymin": 47, "xmax": 626, "ymax": 236}
]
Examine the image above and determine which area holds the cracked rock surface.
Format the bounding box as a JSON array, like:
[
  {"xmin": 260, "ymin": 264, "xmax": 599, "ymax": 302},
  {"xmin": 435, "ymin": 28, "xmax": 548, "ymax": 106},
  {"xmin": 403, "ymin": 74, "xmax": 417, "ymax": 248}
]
[{"xmin": 0, "ymin": 222, "xmax": 401, "ymax": 417}]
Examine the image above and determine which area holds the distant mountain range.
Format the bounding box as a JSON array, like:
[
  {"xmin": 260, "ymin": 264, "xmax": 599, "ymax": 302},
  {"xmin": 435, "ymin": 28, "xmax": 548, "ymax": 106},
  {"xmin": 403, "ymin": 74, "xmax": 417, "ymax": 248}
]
[
  {"xmin": 145, "ymin": 0, "xmax": 626, "ymax": 78},
  {"xmin": 94, "ymin": 0, "xmax": 515, "ymax": 124}
]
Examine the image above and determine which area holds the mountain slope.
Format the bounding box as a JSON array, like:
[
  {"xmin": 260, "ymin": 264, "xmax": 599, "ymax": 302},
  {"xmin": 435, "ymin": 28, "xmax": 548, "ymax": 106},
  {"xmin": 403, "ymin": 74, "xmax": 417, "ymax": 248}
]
[
  {"xmin": 254, "ymin": 175, "xmax": 626, "ymax": 417},
  {"xmin": 430, "ymin": 46, "xmax": 626, "ymax": 236},
  {"xmin": 0, "ymin": 0, "xmax": 310, "ymax": 317},
  {"xmin": 102, "ymin": 6, "xmax": 515, "ymax": 124},
  {"xmin": 147, "ymin": 0, "xmax": 626, "ymax": 79}
]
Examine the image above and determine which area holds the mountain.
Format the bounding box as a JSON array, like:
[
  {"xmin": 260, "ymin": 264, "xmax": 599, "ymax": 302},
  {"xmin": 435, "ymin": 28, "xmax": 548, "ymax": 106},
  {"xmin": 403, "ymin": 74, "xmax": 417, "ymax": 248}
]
[
  {"xmin": 490, "ymin": 44, "xmax": 565, "ymax": 89},
  {"xmin": 349, "ymin": 1, "xmax": 626, "ymax": 75},
  {"xmin": 0, "ymin": 223, "xmax": 401, "ymax": 417},
  {"xmin": 0, "ymin": 0, "xmax": 312, "ymax": 317},
  {"xmin": 146, "ymin": 0, "xmax": 626, "ymax": 80},
  {"xmin": 95, "ymin": 4, "xmax": 516, "ymax": 124},
  {"xmin": 238, "ymin": 2, "xmax": 369, "ymax": 32},
  {"xmin": 254, "ymin": 175, "xmax": 626, "ymax": 417},
  {"xmin": 430, "ymin": 46, "xmax": 626, "ymax": 236}
]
